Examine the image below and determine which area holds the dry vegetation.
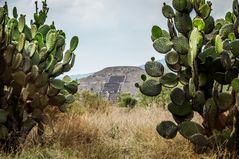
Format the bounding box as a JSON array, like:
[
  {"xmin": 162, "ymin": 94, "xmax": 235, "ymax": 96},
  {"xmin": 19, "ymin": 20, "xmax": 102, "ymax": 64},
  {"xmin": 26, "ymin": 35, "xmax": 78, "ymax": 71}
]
[{"xmin": 1, "ymin": 102, "xmax": 237, "ymax": 159}]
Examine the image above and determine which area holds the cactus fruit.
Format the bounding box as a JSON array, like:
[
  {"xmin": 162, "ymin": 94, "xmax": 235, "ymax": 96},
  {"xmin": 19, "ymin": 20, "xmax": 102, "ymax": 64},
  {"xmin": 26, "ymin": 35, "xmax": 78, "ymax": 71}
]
[
  {"xmin": 136, "ymin": 0, "xmax": 239, "ymax": 153},
  {"xmin": 0, "ymin": 1, "xmax": 79, "ymax": 153}
]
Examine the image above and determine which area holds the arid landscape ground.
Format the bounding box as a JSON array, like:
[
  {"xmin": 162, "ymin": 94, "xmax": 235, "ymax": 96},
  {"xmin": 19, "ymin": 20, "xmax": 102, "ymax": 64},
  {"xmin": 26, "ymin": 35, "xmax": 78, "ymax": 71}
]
[{"xmin": 2, "ymin": 103, "xmax": 236, "ymax": 159}]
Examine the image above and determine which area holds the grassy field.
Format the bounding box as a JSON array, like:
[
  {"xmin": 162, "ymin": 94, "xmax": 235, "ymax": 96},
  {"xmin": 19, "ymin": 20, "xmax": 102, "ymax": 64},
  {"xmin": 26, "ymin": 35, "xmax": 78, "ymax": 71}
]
[{"xmin": 1, "ymin": 104, "xmax": 236, "ymax": 159}]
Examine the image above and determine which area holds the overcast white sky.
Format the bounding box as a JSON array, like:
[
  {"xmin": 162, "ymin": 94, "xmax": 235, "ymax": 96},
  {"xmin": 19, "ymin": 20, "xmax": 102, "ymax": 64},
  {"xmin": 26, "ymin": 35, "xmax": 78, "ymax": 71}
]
[{"xmin": 0, "ymin": 0, "xmax": 234, "ymax": 74}]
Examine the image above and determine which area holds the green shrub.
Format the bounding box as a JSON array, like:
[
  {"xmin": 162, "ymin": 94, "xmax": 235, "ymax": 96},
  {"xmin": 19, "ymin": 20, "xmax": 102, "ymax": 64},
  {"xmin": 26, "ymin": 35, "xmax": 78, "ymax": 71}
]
[
  {"xmin": 118, "ymin": 93, "xmax": 137, "ymax": 108},
  {"xmin": 70, "ymin": 90, "xmax": 111, "ymax": 114}
]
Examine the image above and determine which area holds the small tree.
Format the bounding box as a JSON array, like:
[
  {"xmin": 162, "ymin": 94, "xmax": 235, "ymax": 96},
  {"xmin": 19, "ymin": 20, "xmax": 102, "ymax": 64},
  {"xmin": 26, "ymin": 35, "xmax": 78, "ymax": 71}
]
[
  {"xmin": 136, "ymin": 0, "xmax": 239, "ymax": 153},
  {"xmin": 0, "ymin": 1, "xmax": 79, "ymax": 153}
]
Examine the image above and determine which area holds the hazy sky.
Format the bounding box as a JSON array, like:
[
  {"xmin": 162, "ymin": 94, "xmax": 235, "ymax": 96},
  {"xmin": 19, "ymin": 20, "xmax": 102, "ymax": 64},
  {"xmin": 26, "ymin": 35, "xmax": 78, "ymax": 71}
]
[{"xmin": 0, "ymin": 0, "xmax": 234, "ymax": 74}]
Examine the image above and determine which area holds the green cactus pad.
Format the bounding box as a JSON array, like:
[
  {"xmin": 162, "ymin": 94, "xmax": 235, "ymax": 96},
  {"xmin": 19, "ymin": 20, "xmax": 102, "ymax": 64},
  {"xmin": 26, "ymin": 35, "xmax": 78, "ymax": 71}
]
[
  {"xmin": 45, "ymin": 54, "xmax": 54, "ymax": 71},
  {"xmin": 178, "ymin": 68, "xmax": 191, "ymax": 85},
  {"xmin": 193, "ymin": 17, "xmax": 205, "ymax": 31},
  {"xmin": 34, "ymin": 32, "xmax": 44, "ymax": 47},
  {"xmin": 198, "ymin": 3, "xmax": 211, "ymax": 19},
  {"xmin": 220, "ymin": 51, "xmax": 231, "ymax": 70},
  {"xmin": 13, "ymin": 7, "xmax": 18, "ymax": 19},
  {"xmin": 63, "ymin": 63, "xmax": 72, "ymax": 72},
  {"xmin": 184, "ymin": 0, "xmax": 193, "ymax": 13},
  {"xmin": 46, "ymin": 29, "xmax": 57, "ymax": 52},
  {"xmin": 31, "ymin": 50, "xmax": 41, "ymax": 65},
  {"xmin": 24, "ymin": 25, "xmax": 32, "ymax": 41},
  {"xmin": 170, "ymin": 88, "xmax": 185, "ymax": 106},
  {"xmin": 3, "ymin": 44, "xmax": 14, "ymax": 65},
  {"xmin": 17, "ymin": 33, "xmax": 25, "ymax": 52},
  {"xmin": 230, "ymin": 39, "xmax": 239, "ymax": 57},
  {"xmin": 30, "ymin": 24, "xmax": 37, "ymax": 38},
  {"xmin": 203, "ymin": 98, "xmax": 218, "ymax": 129},
  {"xmin": 12, "ymin": 53, "xmax": 23, "ymax": 70},
  {"xmin": 217, "ymin": 92, "xmax": 233, "ymax": 111},
  {"xmin": 225, "ymin": 68, "xmax": 238, "ymax": 84},
  {"xmin": 198, "ymin": 46, "xmax": 217, "ymax": 63},
  {"xmin": 39, "ymin": 47, "xmax": 49, "ymax": 62},
  {"xmin": 192, "ymin": 91, "xmax": 205, "ymax": 113},
  {"xmin": 153, "ymin": 37, "xmax": 173, "ymax": 54},
  {"xmin": 49, "ymin": 94, "xmax": 66, "ymax": 106},
  {"xmin": 70, "ymin": 36, "xmax": 79, "ymax": 52},
  {"xmin": 59, "ymin": 104, "xmax": 68, "ymax": 112},
  {"xmin": 156, "ymin": 121, "xmax": 178, "ymax": 139},
  {"xmin": 165, "ymin": 50, "xmax": 179, "ymax": 65},
  {"xmin": 66, "ymin": 94, "xmax": 75, "ymax": 104},
  {"xmin": 12, "ymin": 71, "xmax": 26, "ymax": 86},
  {"xmin": 219, "ymin": 24, "xmax": 234, "ymax": 39},
  {"xmin": 173, "ymin": 112, "xmax": 194, "ymax": 124},
  {"xmin": 56, "ymin": 35, "xmax": 65, "ymax": 48},
  {"xmin": 174, "ymin": 12, "xmax": 192, "ymax": 35},
  {"xmin": 35, "ymin": 72, "xmax": 48, "ymax": 88},
  {"xmin": 139, "ymin": 79, "xmax": 162, "ymax": 96},
  {"xmin": 64, "ymin": 83, "xmax": 78, "ymax": 94},
  {"xmin": 167, "ymin": 63, "xmax": 182, "ymax": 73},
  {"xmin": 214, "ymin": 72, "xmax": 227, "ymax": 85},
  {"xmin": 63, "ymin": 75, "xmax": 73, "ymax": 83},
  {"xmin": 172, "ymin": 0, "xmax": 187, "ymax": 12},
  {"xmin": 151, "ymin": 26, "xmax": 162, "ymax": 41},
  {"xmin": 27, "ymin": 43, "xmax": 36, "ymax": 57},
  {"xmin": 51, "ymin": 63, "xmax": 63, "ymax": 77},
  {"xmin": 145, "ymin": 59, "xmax": 164, "ymax": 77},
  {"xmin": 47, "ymin": 85, "xmax": 60, "ymax": 97},
  {"xmin": 0, "ymin": 125, "xmax": 8, "ymax": 140},
  {"xmin": 162, "ymin": 3, "xmax": 175, "ymax": 19},
  {"xmin": 160, "ymin": 73, "xmax": 178, "ymax": 88},
  {"xmin": 204, "ymin": 16, "xmax": 215, "ymax": 34},
  {"xmin": 189, "ymin": 78, "xmax": 196, "ymax": 97},
  {"xmin": 55, "ymin": 47, "xmax": 64, "ymax": 62},
  {"xmin": 178, "ymin": 121, "xmax": 205, "ymax": 140},
  {"xmin": 231, "ymin": 78, "xmax": 239, "ymax": 92},
  {"xmin": 31, "ymin": 65, "xmax": 39, "ymax": 81},
  {"xmin": 38, "ymin": 24, "xmax": 50, "ymax": 39},
  {"xmin": 168, "ymin": 101, "xmax": 192, "ymax": 117},
  {"xmin": 50, "ymin": 79, "xmax": 64, "ymax": 90},
  {"xmin": 172, "ymin": 35, "xmax": 189, "ymax": 55},
  {"xmin": 63, "ymin": 50, "xmax": 73, "ymax": 65},
  {"xmin": 189, "ymin": 133, "xmax": 209, "ymax": 146},
  {"xmin": 18, "ymin": 15, "xmax": 25, "ymax": 33},
  {"xmin": 0, "ymin": 109, "xmax": 8, "ymax": 124}
]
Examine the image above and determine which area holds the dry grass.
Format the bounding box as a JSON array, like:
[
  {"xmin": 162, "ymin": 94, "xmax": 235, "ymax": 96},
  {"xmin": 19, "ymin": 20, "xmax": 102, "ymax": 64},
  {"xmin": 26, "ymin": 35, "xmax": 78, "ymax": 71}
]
[{"xmin": 2, "ymin": 106, "xmax": 238, "ymax": 159}]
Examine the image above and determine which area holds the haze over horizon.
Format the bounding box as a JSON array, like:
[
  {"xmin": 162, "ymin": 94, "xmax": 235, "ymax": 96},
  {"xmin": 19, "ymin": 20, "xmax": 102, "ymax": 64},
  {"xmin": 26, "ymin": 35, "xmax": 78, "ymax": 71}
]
[{"xmin": 0, "ymin": 0, "xmax": 233, "ymax": 75}]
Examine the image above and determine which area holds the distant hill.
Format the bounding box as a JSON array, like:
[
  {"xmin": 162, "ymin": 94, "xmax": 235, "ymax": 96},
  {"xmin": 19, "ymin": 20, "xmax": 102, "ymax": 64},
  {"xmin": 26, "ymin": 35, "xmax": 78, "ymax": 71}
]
[
  {"xmin": 78, "ymin": 66, "xmax": 145, "ymax": 95},
  {"xmin": 69, "ymin": 73, "xmax": 94, "ymax": 80},
  {"xmin": 70, "ymin": 58, "xmax": 167, "ymax": 80}
]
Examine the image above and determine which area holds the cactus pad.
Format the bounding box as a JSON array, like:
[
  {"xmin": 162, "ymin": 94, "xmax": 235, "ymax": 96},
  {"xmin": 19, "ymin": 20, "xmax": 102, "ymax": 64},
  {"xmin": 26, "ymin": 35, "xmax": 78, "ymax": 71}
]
[{"xmin": 156, "ymin": 121, "xmax": 178, "ymax": 139}]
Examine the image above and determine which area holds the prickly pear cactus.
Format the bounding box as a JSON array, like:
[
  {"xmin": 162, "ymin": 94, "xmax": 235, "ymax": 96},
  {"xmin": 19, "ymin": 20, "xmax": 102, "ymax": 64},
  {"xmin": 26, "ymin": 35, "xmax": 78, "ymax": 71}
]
[
  {"xmin": 0, "ymin": 1, "xmax": 79, "ymax": 152},
  {"xmin": 136, "ymin": 0, "xmax": 239, "ymax": 153}
]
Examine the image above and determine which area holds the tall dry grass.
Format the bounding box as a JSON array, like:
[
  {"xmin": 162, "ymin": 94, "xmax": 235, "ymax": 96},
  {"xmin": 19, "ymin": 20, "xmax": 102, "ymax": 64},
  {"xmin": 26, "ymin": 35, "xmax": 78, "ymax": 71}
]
[{"xmin": 2, "ymin": 106, "xmax": 237, "ymax": 159}]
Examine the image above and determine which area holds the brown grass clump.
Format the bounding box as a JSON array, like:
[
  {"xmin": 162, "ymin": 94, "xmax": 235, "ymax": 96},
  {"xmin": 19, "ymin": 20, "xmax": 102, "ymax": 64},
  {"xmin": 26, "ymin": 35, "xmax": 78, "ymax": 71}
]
[{"xmin": 3, "ymin": 105, "xmax": 237, "ymax": 159}]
